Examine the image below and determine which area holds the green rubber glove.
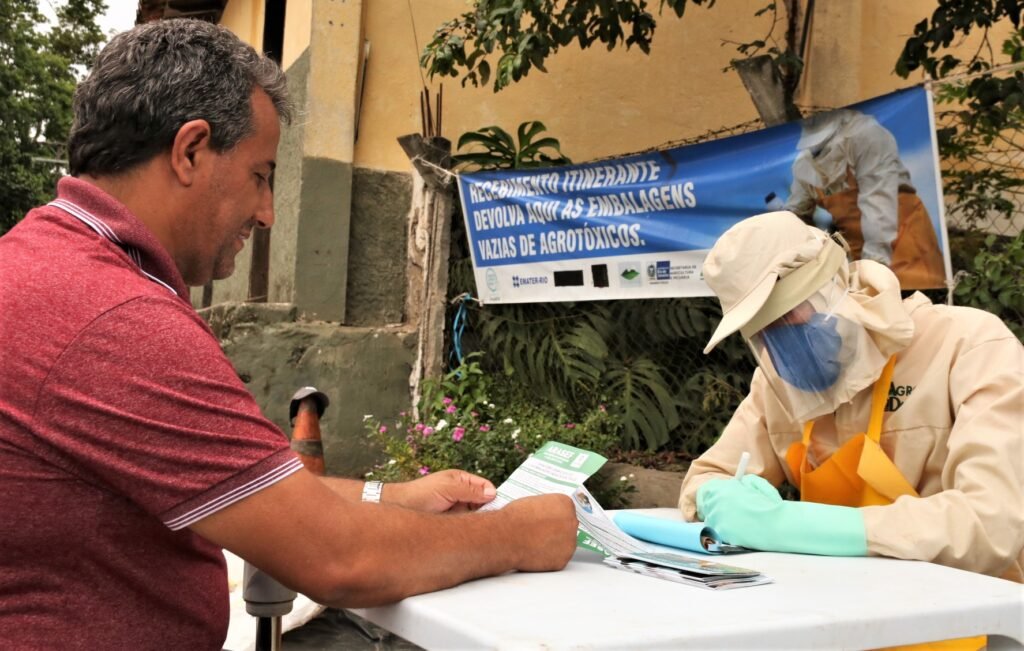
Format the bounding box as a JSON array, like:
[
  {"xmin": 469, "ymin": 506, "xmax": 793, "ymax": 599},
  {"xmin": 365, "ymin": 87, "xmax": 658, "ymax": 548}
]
[{"xmin": 696, "ymin": 475, "xmax": 868, "ymax": 556}]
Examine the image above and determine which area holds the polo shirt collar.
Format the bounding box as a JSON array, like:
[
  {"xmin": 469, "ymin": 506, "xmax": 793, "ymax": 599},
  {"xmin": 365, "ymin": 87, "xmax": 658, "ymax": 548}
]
[{"xmin": 53, "ymin": 176, "xmax": 191, "ymax": 299}]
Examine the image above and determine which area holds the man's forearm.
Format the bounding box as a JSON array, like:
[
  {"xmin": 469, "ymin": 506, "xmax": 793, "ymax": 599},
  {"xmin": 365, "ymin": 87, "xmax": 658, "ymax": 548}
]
[
  {"xmin": 321, "ymin": 476, "xmax": 363, "ymax": 501},
  {"xmin": 320, "ymin": 476, "xmax": 412, "ymax": 507}
]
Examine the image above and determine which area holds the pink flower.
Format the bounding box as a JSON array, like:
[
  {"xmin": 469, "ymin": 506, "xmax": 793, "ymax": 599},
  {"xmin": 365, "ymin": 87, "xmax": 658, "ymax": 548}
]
[
  {"xmin": 399, "ymin": 411, "xmax": 407, "ymax": 417},
  {"xmin": 471, "ymin": 411, "xmax": 479, "ymax": 418},
  {"xmin": 452, "ymin": 427, "xmax": 465, "ymax": 442},
  {"xmin": 599, "ymin": 404, "xmax": 607, "ymax": 413},
  {"xmin": 442, "ymin": 397, "xmax": 454, "ymax": 405},
  {"xmin": 564, "ymin": 423, "xmax": 576, "ymax": 429},
  {"xmin": 445, "ymin": 405, "xmax": 457, "ymax": 414},
  {"xmin": 414, "ymin": 423, "xmax": 425, "ymax": 432},
  {"xmin": 418, "ymin": 466, "xmax": 430, "ymax": 475},
  {"xmin": 479, "ymin": 424, "xmax": 491, "ymax": 432},
  {"xmin": 423, "ymin": 426, "xmax": 435, "ymax": 437},
  {"xmin": 378, "ymin": 425, "xmax": 388, "ymax": 434}
]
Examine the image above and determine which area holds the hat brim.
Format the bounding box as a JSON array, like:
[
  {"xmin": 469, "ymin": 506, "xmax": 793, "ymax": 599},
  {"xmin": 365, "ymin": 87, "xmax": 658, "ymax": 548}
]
[{"xmin": 703, "ymin": 271, "xmax": 778, "ymax": 354}]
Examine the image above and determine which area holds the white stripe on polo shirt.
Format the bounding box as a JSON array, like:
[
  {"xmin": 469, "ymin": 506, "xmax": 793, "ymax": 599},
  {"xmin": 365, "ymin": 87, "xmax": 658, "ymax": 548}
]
[
  {"xmin": 49, "ymin": 199, "xmax": 178, "ymax": 296},
  {"xmin": 163, "ymin": 457, "xmax": 305, "ymax": 530}
]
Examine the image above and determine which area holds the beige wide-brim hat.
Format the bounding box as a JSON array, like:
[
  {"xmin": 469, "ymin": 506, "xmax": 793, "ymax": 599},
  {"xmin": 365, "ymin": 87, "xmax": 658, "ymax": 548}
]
[{"xmin": 702, "ymin": 211, "xmax": 847, "ymax": 354}]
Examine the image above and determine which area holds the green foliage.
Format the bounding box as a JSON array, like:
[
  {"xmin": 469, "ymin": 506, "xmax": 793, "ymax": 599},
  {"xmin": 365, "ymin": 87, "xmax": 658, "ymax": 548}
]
[
  {"xmin": 894, "ymin": 0, "xmax": 1023, "ymax": 324},
  {"xmin": 953, "ymin": 232, "xmax": 1024, "ymax": 340},
  {"xmin": 0, "ymin": 0, "xmax": 106, "ymax": 234},
  {"xmin": 422, "ymin": 0, "xmax": 714, "ymax": 92},
  {"xmin": 447, "ymin": 289, "xmax": 753, "ymax": 452},
  {"xmin": 453, "ymin": 121, "xmax": 572, "ymax": 171},
  {"xmin": 896, "ymin": 1, "xmax": 1022, "ymax": 79},
  {"xmin": 364, "ymin": 354, "xmax": 635, "ymax": 508}
]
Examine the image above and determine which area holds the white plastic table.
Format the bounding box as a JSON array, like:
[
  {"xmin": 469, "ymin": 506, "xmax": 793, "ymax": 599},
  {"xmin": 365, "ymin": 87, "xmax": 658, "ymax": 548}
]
[{"xmin": 351, "ymin": 508, "xmax": 1024, "ymax": 650}]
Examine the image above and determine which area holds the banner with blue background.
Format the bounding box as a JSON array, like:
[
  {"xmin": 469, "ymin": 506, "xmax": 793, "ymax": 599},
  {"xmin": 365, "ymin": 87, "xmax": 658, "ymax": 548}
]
[{"xmin": 457, "ymin": 86, "xmax": 950, "ymax": 304}]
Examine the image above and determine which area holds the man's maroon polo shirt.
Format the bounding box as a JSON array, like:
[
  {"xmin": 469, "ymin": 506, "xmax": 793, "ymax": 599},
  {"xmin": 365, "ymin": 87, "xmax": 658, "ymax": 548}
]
[{"xmin": 0, "ymin": 177, "xmax": 302, "ymax": 649}]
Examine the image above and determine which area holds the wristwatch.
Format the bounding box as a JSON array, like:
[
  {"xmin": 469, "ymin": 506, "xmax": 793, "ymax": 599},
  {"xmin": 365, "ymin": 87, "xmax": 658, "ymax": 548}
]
[{"xmin": 361, "ymin": 480, "xmax": 384, "ymax": 503}]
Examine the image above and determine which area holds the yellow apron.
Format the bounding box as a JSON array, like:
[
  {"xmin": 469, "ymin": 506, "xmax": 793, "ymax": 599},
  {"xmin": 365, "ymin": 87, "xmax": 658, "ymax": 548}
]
[
  {"xmin": 786, "ymin": 357, "xmax": 986, "ymax": 651},
  {"xmin": 815, "ymin": 168, "xmax": 947, "ymax": 290}
]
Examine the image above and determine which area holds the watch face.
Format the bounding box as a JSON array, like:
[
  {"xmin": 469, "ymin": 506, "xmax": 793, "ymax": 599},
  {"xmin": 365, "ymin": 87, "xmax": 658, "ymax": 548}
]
[{"xmin": 361, "ymin": 480, "xmax": 383, "ymax": 503}]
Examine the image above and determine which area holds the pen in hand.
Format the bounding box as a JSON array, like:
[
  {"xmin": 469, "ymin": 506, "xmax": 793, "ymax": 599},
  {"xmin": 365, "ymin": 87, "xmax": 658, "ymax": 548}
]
[{"xmin": 734, "ymin": 451, "xmax": 751, "ymax": 480}]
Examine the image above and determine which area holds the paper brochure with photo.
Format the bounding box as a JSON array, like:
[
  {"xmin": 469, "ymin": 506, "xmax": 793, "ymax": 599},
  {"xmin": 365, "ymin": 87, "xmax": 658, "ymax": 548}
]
[{"xmin": 485, "ymin": 441, "xmax": 770, "ymax": 588}]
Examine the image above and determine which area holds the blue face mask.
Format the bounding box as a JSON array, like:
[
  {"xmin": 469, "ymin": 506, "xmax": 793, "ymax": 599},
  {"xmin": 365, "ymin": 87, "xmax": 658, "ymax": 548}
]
[{"xmin": 760, "ymin": 312, "xmax": 843, "ymax": 392}]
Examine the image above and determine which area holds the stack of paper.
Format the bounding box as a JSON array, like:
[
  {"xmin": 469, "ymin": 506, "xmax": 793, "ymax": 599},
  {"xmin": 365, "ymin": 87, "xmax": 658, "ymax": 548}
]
[{"xmin": 603, "ymin": 551, "xmax": 772, "ymax": 590}]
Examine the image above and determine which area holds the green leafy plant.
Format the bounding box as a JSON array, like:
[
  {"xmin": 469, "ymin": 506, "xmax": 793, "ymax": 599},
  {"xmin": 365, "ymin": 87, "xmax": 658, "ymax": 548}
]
[
  {"xmin": 953, "ymin": 232, "xmax": 1024, "ymax": 340},
  {"xmin": 365, "ymin": 354, "xmax": 635, "ymax": 507},
  {"xmin": 0, "ymin": 0, "xmax": 105, "ymax": 234},
  {"xmin": 897, "ymin": 3, "xmax": 1024, "ymax": 231},
  {"xmin": 453, "ymin": 121, "xmax": 572, "ymax": 171}
]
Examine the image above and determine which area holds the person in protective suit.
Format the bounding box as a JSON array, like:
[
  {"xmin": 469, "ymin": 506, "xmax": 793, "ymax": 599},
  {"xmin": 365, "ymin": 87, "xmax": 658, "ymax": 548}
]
[
  {"xmin": 678, "ymin": 212, "xmax": 1022, "ymax": 591},
  {"xmin": 784, "ymin": 109, "xmax": 947, "ymax": 290}
]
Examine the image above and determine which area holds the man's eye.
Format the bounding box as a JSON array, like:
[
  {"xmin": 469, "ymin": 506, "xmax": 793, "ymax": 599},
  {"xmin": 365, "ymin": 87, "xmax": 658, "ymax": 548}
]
[{"xmin": 255, "ymin": 173, "xmax": 267, "ymax": 185}]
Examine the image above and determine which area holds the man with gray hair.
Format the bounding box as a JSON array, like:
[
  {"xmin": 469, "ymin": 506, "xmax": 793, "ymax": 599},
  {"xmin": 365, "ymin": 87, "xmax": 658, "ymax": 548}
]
[{"xmin": 0, "ymin": 19, "xmax": 576, "ymax": 649}]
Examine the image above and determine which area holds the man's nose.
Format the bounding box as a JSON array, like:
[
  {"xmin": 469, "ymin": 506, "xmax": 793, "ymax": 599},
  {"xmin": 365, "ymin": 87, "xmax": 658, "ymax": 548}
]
[{"xmin": 256, "ymin": 183, "xmax": 275, "ymax": 228}]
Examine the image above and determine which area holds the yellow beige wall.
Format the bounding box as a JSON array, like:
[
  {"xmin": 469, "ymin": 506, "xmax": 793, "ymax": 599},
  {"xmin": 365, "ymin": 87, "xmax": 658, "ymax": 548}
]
[
  {"xmin": 353, "ymin": 1, "xmax": 1016, "ymax": 173},
  {"xmin": 219, "ymin": 1, "xmax": 1018, "ymax": 175},
  {"xmin": 221, "ymin": 0, "xmax": 265, "ymax": 49}
]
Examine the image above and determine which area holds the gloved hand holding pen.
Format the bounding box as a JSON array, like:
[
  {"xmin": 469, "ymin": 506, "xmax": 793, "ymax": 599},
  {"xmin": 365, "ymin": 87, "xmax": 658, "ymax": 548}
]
[{"xmin": 696, "ymin": 472, "xmax": 868, "ymax": 557}]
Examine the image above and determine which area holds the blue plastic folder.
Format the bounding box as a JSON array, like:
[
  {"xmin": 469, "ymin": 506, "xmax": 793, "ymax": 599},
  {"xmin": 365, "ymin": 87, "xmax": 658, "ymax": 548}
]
[{"xmin": 613, "ymin": 512, "xmax": 748, "ymax": 554}]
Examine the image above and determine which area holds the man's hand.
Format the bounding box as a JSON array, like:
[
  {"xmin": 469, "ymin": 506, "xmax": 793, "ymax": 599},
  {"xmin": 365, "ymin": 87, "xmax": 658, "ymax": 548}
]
[
  {"xmin": 387, "ymin": 469, "xmax": 497, "ymax": 513},
  {"xmin": 503, "ymin": 494, "xmax": 578, "ymax": 572}
]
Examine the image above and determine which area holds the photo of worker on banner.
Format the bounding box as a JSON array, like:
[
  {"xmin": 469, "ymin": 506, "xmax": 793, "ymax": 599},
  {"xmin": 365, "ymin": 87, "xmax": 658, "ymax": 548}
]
[
  {"xmin": 777, "ymin": 107, "xmax": 947, "ymax": 290},
  {"xmin": 457, "ymin": 86, "xmax": 952, "ymax": 304}
]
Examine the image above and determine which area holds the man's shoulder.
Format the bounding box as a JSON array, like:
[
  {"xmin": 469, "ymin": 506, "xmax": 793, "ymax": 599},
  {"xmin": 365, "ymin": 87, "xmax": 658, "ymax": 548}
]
[{"xmin": 2, "ymin": 207, "xmax": 188, "ymax": 320}]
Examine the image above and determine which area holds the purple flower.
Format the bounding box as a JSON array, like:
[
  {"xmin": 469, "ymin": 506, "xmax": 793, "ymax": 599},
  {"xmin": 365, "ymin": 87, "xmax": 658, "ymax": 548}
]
[
  {"xmin": 442, "ymin": 396, "xmax": 454, "ymax": 405},
  {"xmin": 378, "ymin": 425, "xmax": 388, "ymax": 434},
  {"xmin": 452, "ymin": 427, "xmax": 465, "ymax": 442},
  {"xmin": 445, "ymin": 405, "xmax": 457, "ymax": 414},
  {"xmin": 479, "ymin": 424, "xmax": 491, "ymax": 432},
  {"xmin": 423, "ymin": 426, "xmax": 435, "ymax": 437},
  {"xmin": 418, "ymin": 466, "xmax": 430, "ymax": 475}
]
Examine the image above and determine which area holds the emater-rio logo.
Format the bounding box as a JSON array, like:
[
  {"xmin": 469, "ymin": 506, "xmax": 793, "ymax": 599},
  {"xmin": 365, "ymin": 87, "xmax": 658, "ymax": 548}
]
[{"xmin": 512, "ymin": 275, "xmax": 549, "ymax": 289}]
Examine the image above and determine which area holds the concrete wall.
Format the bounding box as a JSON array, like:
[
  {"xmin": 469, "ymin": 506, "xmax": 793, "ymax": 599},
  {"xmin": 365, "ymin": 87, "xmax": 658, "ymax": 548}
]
[{"xmin": 205, "ymin": 303, "xmax": 417, "ymax": 477}]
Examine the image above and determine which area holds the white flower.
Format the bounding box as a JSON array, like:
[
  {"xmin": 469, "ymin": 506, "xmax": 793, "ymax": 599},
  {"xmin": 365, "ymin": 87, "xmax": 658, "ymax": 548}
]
[
  {"xmin": 619, "ymin": 475, "xmax": 627, "ymax": 482},
  {"xmin": 488, "ymin": 403, "xmax": 496, "ymax": 409},
  {"xmin": 502, "ymin": 417, "xmax": 514, "ymax": 424},
  {"xmin": 362, "ymin": 414, "xmax": 373, "ymax": 422},
  {"xmin": 436, "ymin": 419, "xmax": 448, "ymax": 431},
  {"xmin": 511, "ymin": 432, "xmax": 519, "ymax": 440},
  {"xmin": 387, "ymin": 459, "xmax": 396, "ymax": 465},
  {"xmin": 365, "ymin": 471, "xmax": 374, "ymax": 477},
  {"xmin": 629, "ymin": 473, "xmax": 635, "ymax": 479}
]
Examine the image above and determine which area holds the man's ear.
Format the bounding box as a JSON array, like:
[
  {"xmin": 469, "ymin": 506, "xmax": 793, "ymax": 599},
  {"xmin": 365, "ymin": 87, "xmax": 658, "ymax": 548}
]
[{"xmin": 169, "ymin": 119, "xmax": 214, "ymax": 187}]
